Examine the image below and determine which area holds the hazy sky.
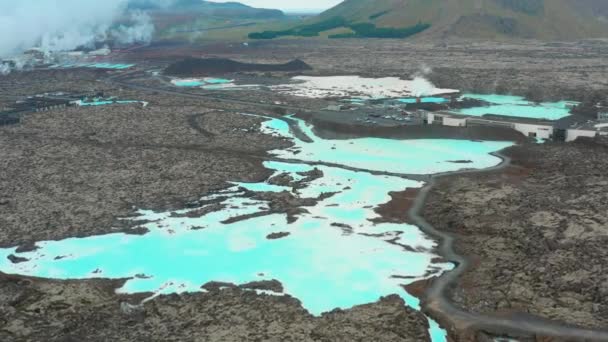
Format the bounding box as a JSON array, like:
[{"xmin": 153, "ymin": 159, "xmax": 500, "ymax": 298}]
[{"xmin": 207, "ymin": 0, "xmax": 344, "ymax": 12}]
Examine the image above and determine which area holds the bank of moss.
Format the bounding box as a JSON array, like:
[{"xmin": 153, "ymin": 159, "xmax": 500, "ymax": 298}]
[
  {"xmin": 248, "ymin": 16, "xmax": 430, "ymax": 40},
  {"xmin": 329, "ymin": 22, "xmax": 430, "ymax": 39},
  {"xmin": 248, "ymin": 17, "xmax": 347, "ymax": 39}
]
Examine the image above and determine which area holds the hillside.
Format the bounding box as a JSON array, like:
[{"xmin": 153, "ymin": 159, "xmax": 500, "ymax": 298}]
[
  {"xmin": 139, "ymin": 0, "xmax": 293, "ymax": 42},
  {"xmin": 129, "ymin": 0, "xmax": 285, "ymax": 19},
  {"xmin": 317, "ymin": 0, "xmax": 608, "ymax": 40}
]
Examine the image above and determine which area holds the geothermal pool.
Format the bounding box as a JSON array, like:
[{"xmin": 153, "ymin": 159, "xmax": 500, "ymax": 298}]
[
  {"xmin": 457, "ymin": 94, "xmax": 576, "ymax": 120},
  {"xmin": 51, "ymin": 63, "xmax": 135, "ymax": 70},
  {"xmin": 0, "ymin": 114, "xmax": 513, "ymax": 341},
  {"xmin": 263, "ymin": 115, "xmax": 511, "ymax": 175},
  {"xmin": 398, "ymin": 97, "xmax": 449, "ymax": 104},
  {"xmin": 76, "ymin": 99, "xmax": 146, "ymax": 107},
  {"xmin": 171, "ymin": 78, "xmax": 233, "ymax": 87}
]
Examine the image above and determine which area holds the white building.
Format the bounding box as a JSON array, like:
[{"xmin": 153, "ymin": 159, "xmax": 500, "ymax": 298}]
[
  {"xmin": 565, "ymin": 128, "xmax": 598, "ymax": 142},
  {"xmin": 422, "ymin": 105, "xmax": 608, "ymax": 143},
  {"xmin": 427, "ymin": 112, "xmax": 467, "ymax": 127},
  {"xmin": 563, "ymin": 123, "xmax": 608, "ymax": 142},
  {"xmin": 428, "ymin": 111, "xmax": 554, "ymax": 139},
  {"xmin": 513, "ymin": 122, "xmax": 554, "ymax": 140}
]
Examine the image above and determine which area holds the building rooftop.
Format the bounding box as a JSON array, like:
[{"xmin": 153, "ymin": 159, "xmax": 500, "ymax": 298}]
[
  {"xmin": 440, "ymin": 110, "xmax": 555, "ymax": 125},
  {"xmin": 554, "ymin": 114, "xmax": 598, "ymax": 130}
]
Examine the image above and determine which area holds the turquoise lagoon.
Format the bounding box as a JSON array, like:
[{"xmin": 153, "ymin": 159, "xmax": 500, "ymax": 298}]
[
  {"xmin": 205, "ymin": 78, "xmax": 232, "ymax": 84},
  {"xmin": 172, "ymin": 78, "xmax": 233, "ymax": 87},
  {"xmin": 0, "ymin": 114, "xmax": 514, "ymax": 341},
  {"xmin": 51, "ymin": 63, "xmax": 135, "ymax": 70},
  {"xmin": 398, "ymin": 97, "xmax": 449, "ymax": 104},
  {"xmin": 457, "ymin": 94, "xmax": 576, "ymax": 120},
  {"xmin": 0, "ymin": 162, "xmax": 446, "ymax": 315},
  {"xmin": 262, "ymin": 115, "xmax": 512, "ymax": 175},
  {"xmin": 76, "ymin": 99, "xmax": 142, "ymax": 106},
  {"xmin": 172, "ymin": 79, "xmax": 204, "ymax": 87}
]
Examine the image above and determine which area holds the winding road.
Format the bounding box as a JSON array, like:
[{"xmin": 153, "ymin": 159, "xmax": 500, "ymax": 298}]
[{"xmin": 409, "ymin": 154, "xmax": 608, "ymax": 341}]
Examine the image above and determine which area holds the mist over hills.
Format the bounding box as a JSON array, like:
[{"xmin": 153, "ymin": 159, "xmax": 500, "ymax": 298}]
[
  {"xmin": 128, "ymin": 0, "xmax": 285, "ymax": 18},
  {"xmin": 0, "ymin": 0, "xmax": 288, "ymax": 60},
  {"xmin": 318, "ymin": 0, "xmax": 608, "ymax": 40}
]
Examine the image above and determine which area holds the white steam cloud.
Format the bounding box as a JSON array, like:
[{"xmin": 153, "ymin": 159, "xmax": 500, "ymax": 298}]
[
  {"xmin": 409, "ymin": 64, "xmax": 436, "ymax": 97},
  {"xmin": 112, "ymin": 11, "xmax": 155, "ymax": 45},
  {"xmin": 410, "ymin": 77, "xmax": 437, "ymax": 97},
  {"xmin": 0, "ymin": 0, "xmax": 170, "ymax": 58},
  {"xmin": 0, "ymin": 63, "xmax": 10, "ymax": 76}
]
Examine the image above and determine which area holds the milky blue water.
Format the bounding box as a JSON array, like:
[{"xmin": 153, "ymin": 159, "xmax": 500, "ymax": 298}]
[
  {"xmin": 398, "ymin": 97, "xmax": 449, "ymax": 104},
  {"xmin": 429, "ymin": 319, "xmax": 449, "ymax": 341},
  {"xmin": 172, "ymin": 78, "xmax": 233, "ymax": 87},
  {"xmin": 457, "ymin": 94, "xmax": 576, "ymax": 120},
  {"xmin": 77, "ymin": 99, "xmax": 140, "ymax": 106},
  {"xmin": 262, "ymin": 115, "xmax": 512, "ymax": 175},
  {"xmin": 51, "ymin": 63, "xmax": 135, "ymax": 70},
  {"xmin": 172, "ymin": 80, "xmax": 205, "ymax": 87},
  {"xmin": 205, "ymin": 78, "xmax": 232, "ymax": 84},
  {"xmin": 0, "ymin": 113, "xmax": 514, "ymax": 342},
  {"xmin": 0, "ymin": 162, "xmax": 443, "ymax": 313},
  {"xmin": 88, "ymin": 63, "xmax": 135, "ymax": 70}
]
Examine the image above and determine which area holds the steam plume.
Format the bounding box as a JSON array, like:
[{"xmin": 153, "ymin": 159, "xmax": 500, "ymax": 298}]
[
  {"xmin": 409, "ymin": 64, "xmax": 436, "ymax": 97},
  {"xmin": 0, "ymin": 63, "xmax": 10, "ymax": 76},
  {"xmin": 0, "ymin": 0, "xmax": 171, "ymax": 58},
  {"xmin": 112, "ymin": 11, "xmax": 155, "ymax": 44},
  {"xmin": 410, "ymin": 77, "xmax": 438, "ymax": 97}
]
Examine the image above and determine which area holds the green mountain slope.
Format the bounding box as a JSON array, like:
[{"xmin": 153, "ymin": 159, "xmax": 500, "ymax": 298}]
[{"xmin": 318, "ymin": 0, "xmax": 608, "ymax": 40}]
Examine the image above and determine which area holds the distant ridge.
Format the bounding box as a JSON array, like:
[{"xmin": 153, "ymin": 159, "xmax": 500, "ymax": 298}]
[
  {"xmin": 164, "ymin": 58, "xmax": 312, "ymax": 76},
  {"xmin": 315, "ymin": 0, "xmax": 608, "ymax": 40},
  {"xmin": 128, "ymin": 0, "xmax": 285, "ymax": 19}
]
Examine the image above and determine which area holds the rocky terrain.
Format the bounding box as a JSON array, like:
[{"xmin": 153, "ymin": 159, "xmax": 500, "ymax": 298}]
[
  {"xmin": 2, "ymin": 38, "xmax": 608, "ymax": 341},
  {"xmin": 165, "ymin": 39, "xmax": 608, "ymax": 103},
  {"xmin": 424, "ymin": 138, "xmax": 608, "ymax": 331},
  {"xmin": 0, "ymin": 70, "xmax": 292, "ymax": 249},
  {"xmin": 0, "ymin": 272, "xmax": 430, "ymax": 342}
]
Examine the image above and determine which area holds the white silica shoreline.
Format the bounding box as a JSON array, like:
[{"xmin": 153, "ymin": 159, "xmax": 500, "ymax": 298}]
[{"xmin": 271, "ymin": 76, "xmax": 459, "ymax": 99}]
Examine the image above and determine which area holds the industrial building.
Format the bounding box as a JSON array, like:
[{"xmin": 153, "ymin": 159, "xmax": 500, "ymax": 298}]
[
  {"xmin": 0, "ymin": 92, "xmax": 102, "ymax": 126},
  {"xmin": 425, "ymin": 111, "xmax": 608, "ymax": 142}
]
